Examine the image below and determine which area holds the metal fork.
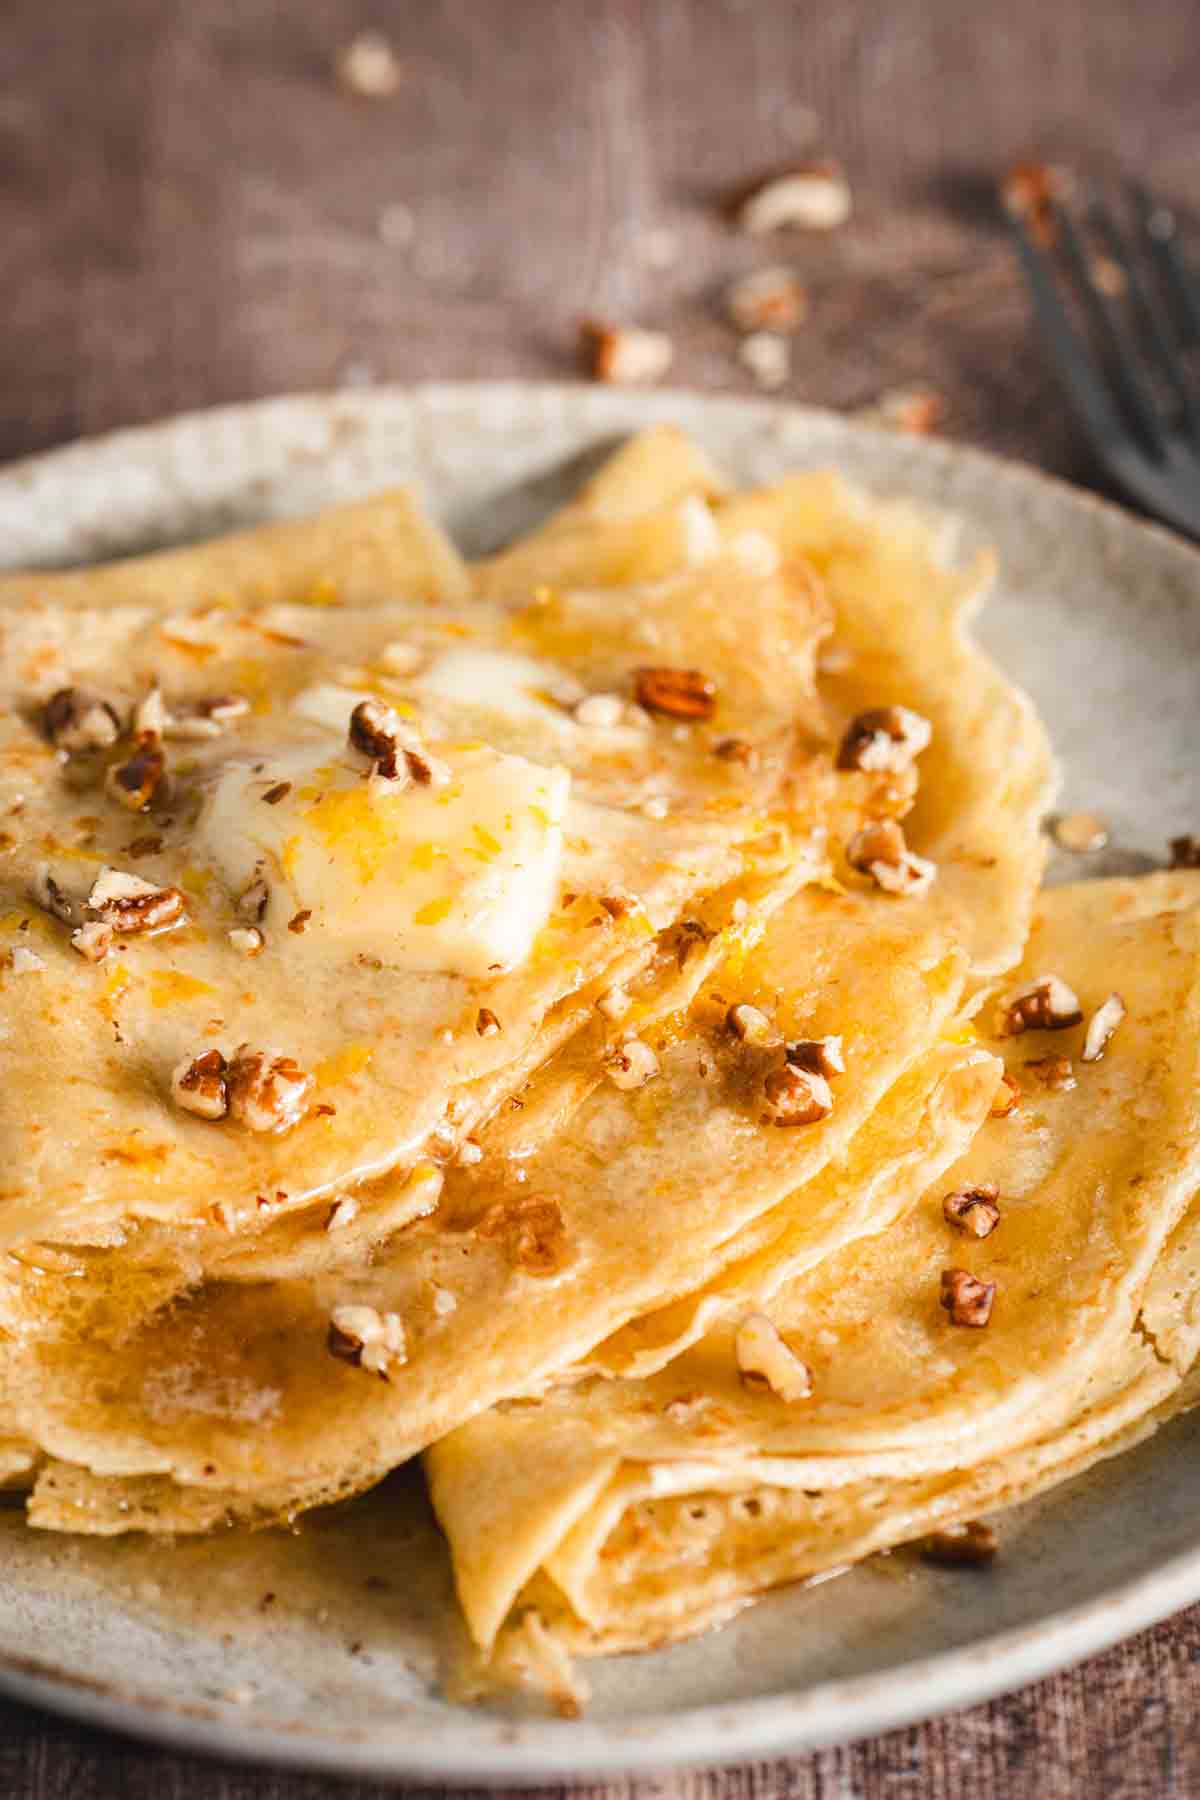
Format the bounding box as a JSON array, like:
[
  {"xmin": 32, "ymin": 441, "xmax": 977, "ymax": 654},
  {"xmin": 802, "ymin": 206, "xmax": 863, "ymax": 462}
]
[{"xmin": 1006, "ymin": 181, "xmax": 1200, "ymax": 538}]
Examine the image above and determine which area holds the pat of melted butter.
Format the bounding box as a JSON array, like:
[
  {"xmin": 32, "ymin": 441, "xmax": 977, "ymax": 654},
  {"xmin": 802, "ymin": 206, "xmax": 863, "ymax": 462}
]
[{"xmin": 196, "ymin": 742, "xmax": 570, "ymax": 978}]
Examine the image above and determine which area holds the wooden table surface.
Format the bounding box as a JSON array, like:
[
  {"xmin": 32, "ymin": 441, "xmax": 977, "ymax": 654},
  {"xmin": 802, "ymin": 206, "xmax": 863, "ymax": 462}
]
[{"xmin": 1, "ymin": 0, "xmax": 1197, "ymax": 1794}]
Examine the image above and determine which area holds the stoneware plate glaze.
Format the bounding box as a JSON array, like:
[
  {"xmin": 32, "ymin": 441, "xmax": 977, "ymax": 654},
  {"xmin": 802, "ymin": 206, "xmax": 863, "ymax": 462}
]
[{"xmin": 0, "ymin": 384, "xmax": 1197, "ymax": 1784}]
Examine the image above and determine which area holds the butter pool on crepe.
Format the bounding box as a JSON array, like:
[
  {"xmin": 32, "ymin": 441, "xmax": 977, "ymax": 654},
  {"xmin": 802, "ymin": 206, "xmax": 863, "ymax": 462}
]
[
  {"xmin": 424, "ymin": 877, "xmax": 1200, "ymax": 1657},
  {"xmin": 0, "ymin": 536, "xmax": 833, "ymax": 1258}
]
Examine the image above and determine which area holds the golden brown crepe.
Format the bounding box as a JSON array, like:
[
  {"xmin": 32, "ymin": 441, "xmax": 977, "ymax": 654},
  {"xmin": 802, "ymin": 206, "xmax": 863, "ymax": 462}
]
[
  {"xmin": 0, "ymin": 489, "xmax": 470, "ymax": 612},
  {"xmin": 5, "ymin": 883, "xmax": 968, "ymax": 1522},
  {"xmin": 425, "ymin": 877, "xmax": 1200, "ymax": 1656},
  {"xmin": 11, "ymin": 429, "xmax": 1178, "ymax": 1723},
  {"xmin": 0, "ymin": 549, "xmax": 834, "ymax": 1255},
  {"xmin": 0, "ymin": 430, "xmax": 1054, "ymax": 1559}
]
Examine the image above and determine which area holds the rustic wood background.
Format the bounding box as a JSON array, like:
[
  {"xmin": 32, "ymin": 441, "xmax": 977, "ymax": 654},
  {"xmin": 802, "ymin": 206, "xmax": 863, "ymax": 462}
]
[{"xmin": 1, "ymin": 0, "xmax": 1198, "ymax": 1793}]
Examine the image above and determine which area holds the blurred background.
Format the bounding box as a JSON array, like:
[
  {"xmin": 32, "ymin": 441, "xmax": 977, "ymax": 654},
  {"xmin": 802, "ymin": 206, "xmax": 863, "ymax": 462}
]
[{"xmin": 0, "ymin": 0, "xmax": 1195, "ymax": 481}]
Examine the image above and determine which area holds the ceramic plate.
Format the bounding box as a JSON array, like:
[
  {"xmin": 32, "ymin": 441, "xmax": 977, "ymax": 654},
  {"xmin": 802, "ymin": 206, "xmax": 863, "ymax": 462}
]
[{"xmin": 0, "ymin": 384, "xmax": 1197, "ymax": 1784}]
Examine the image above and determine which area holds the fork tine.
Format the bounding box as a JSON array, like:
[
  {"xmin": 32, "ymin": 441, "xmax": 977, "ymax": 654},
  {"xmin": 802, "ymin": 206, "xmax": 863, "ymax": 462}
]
[
  {"xmin": 1005, "ymin": 211, "xmax": 1126, "ymax": 453},
  {"xmin": 1087, "ymin": 195, "xmax": 1200, "ymax": 438},
  {"xmin": 1055, "ymin": 207, "xmax": 1167, "ymax": 458},
  {"xmin": 1131, "ymin": 184, "xmax": 1200, "ymax": 345}
]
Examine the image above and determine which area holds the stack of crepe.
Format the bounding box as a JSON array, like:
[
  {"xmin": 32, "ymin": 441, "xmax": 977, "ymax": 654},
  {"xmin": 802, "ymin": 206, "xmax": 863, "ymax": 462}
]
[{"xmin": 0, "ymin": 426, "xmax": 1196, "ymax": 1705}]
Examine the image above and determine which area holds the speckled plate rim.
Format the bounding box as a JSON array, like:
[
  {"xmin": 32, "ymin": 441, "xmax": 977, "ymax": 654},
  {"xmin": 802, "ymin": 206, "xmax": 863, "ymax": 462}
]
[
  {"xmin": 0, "ymin": 381, "xmax": 1197, "ymax": 1784},
  {"xmin": 4, "ymin": 1532, "xmax": 1200, "ymax": 1783}
]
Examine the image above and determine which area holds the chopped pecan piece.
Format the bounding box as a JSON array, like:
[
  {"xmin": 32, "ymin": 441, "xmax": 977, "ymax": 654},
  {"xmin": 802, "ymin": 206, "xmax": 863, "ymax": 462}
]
[
  {"xmin": 603, "ymin": 1037, "xmax": 660, "ymax": 1090},
  {"xmin": 476, "ymin": 1006, "xmax": 502, "ymax": 1037},
  {"xmin": 737, "ymin": 161, "xmax": 852, "ymax": 233},
  {"xmin": 633, "ymin": 666, "xmax": 717, "ymax": 721},
  {"xmin": 837, "ymin": 706, "xmax": 932, "ymax": 774},
  {"xmin": 1001, "ymin": 160, "xmax": 1059, "ymax": 246},
  {"xmin": 738, "ymin": 331, "xmax": 791, "ymax": 391},
  {"xmin": 69, "ymin": 920, "xmax": 112, "ymax": 963},
  {"xmin": 327, "ymin": 1305, "xmax": 408, "ymax": 1378},
  {"xmin": 31, "ymin": 865, "xmax": 77, "ymax": 923},
  {"xmin": 1169, "ymin": 834, "xmax": 1200, "ymax": 869},
  {"xmin": 171, "ymin": 1049, "xmax": 230, "ymax": 1120},
  {"xmin": 335, "ymin": 30, "xmax": 403, "ymax": 98},
  {"xmin": 86, "ymin": 867, "xmax": 186, "ymax": 936},
  {"xmin": 226, "ymin": 1045, "xmax": 313, "ymax": 1133},
  {"xmin": 672, "ymin": 918, "xmax": 715, "ymax": 967},
  {"xmin": 350, "ymin": 698, "xmax": 449, "ymax": 789},
  {"xmin": 165, "ymin": 695, "xmax": 250, "ymax": 740},
  {"xmin": 994, "ymin": 975, "xmax": 1083, "ymax": 1036},
  {"xmin": 846, "ymin": 818, "xmax": 936, "ymax": 897},
  {"xmin": 349, "ymin": 697, "xmax": 404, "ymax": 768},
  {"xmin": 1090, "ymin": 254, "xmax": 1126, "ymax": 297},
  {"xmin": 943, "ymin": 1184, "xmax": 1001, "ymax": 1238},
  {"xmin": 763, "ymin": 1061, "xmax": 833, "ymax": 1127},
  {"xmin": 735, "ymin": 1312, "xmax": 813, "ymax": 1401},
  {"xmin": 477, "ymin": 1195, "xmax": 569, "ymax": 1276},
  {"xmin": 940, "ymin": 1268, "xmax": 996, "ymax": 1327},
  {"xmin": 1081, "ymin": 992, "xmax": 1126, "ymax": 1064},
  {"xmin": 726, "ymin": 1002, "xmax": 773, "ymax": 1044},
  {"xmin": 402, "ymin": 744, "xmax": 450, "ymax": 788},
  {"xmin": 856, "ymin": 387, "xmax": 946, "ymax": 436},
  {"xmin": 727, "ymin": 266, "xmax": 808, "ymax": 333},
  {"xmin": 287, "ymin": 909, "xmax": 312, "ymax": 934},
  {"xmin": 105, "ymin": 734, "xmax": 167, "ymax": 812},
  {"xmin": 596, "ymin": 985, "xmax": 632, "ymax": 1022},
  {"xmin": 580, "ymin": 319, "xmax": 673, "ymax": 386},
  {"xmin": 990, "ymin": 1072, "xmax": 1021, "ymax": 1118},
  {"xmin": 238, "ymin": 872, "xmax": 270, "ymax": 922},
  {"xmin": 262, "ymin": 782, "xmax": 292, "ymax": 806},
  {"xmin": 715, "ymin": 737, "xmax": 760, "ymax": 770},
  {"xmin": 785, "ymin": 1035, "xmax": 846, "ymax": 1079},
  {"xmin": 58, "ymin": 867, "xmax": 185, "ymax": 957},
  {"xmin": 42, "ymin": 687, "xmax": 121, "ymax": 753},
  {"xmin": 125, "ymin": 834, "xmax": 164, "ymax": 858},
  {"xmin": 921, "ymin": 1520, "xmax": 998, "ymax": 1567},
  {"xmin": 1024, "ymin": 1054, "xmax": 1077, "ymax": 1092}
]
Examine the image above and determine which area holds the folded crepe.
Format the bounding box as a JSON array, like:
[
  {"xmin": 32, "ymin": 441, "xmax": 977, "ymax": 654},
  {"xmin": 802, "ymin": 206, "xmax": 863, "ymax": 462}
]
[
  {"xmin": 7, "ymin": 436, "xmax": 1188, "ymax": 1721},
  {"xmin": 425, "ymin": 875, "xmax": 1200, "ymax": 1656},
  {"xmin": 0, "ymin": 488, "xmax": 471, "ymax": 612},
  {"xmin": 0, "ymin": 435, "xmax": 1052, "ymax": 1543},
  {"xmin": 8, "ymin": 883, "xmax": 970, "ymax": 1525},
  {"xmin": 0, "ymin": 533, "xmax": 841, "ymax": 1256},
  {"xmin": 484, "ymin": 461, "xmax": 1054, "ymax": 980}
]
